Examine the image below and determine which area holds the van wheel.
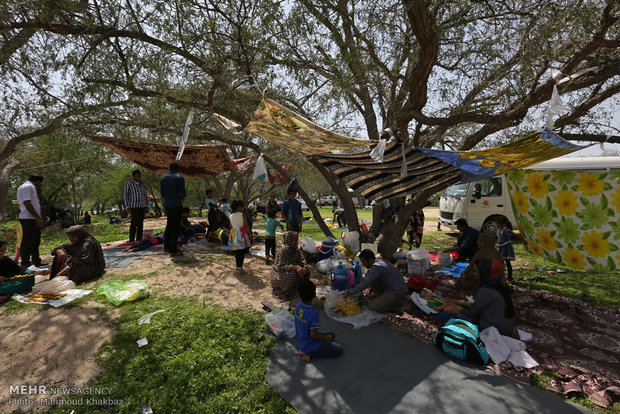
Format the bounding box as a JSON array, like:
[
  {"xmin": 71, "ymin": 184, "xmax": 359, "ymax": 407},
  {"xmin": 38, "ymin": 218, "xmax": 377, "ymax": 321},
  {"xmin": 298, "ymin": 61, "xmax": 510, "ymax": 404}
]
[{"xmin": 482, "ymin": 217, "xmax": 499, "ymax": 235}]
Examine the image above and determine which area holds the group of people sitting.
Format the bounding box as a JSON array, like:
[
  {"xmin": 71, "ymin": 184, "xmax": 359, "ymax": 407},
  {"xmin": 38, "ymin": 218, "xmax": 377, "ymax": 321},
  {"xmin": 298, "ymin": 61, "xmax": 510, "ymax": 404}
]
[
  {"xmin": 275, "ymin": 215, "xmax": 517, "ymax": 362},
  {"xmin": 0, "ymin": 225, "xmax": 106, "ymax": 304}
]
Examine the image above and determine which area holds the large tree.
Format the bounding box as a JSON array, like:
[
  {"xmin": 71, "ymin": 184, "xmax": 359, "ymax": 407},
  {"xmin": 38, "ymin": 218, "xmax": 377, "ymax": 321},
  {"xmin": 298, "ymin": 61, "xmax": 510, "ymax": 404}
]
[{"xmin": 1, "ymin": 0, "xmax": 619, "ymax": 256}]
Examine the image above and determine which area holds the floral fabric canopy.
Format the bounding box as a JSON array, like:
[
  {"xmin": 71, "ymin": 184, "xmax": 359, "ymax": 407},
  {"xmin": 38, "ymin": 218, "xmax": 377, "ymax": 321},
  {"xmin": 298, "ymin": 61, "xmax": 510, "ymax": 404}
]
[
  {"xmin": 90, "ymin": 135, "xmax": 250, "ymax": 178},
  {"xmin": 506, "ymin": 168, "xmax": 620, "ymax": 272},
  {"xmin": 243, "ymin": 98, "xmax": 370, "ymax": 156}
]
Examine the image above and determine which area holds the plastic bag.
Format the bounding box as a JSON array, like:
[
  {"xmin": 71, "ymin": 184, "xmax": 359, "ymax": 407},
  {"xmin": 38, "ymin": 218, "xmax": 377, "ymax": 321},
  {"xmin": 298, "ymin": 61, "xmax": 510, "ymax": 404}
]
[
  {"xmin": 370, "ymin": 138, "xmax": 388, "ymax": 163},
  {"xmin": 252, "ymin": 154, "xmax": 267, "ymax": 180},
  {"xmin": 325, "ymin": 289, "xmax": 345, "ymax": 310},
  {"xmin": 264, "ymin": 308, "xmax": 296, "ymax": 339},
  {"xmin": 437, "ymin": 252, "xmax": 453, "ymax": 266},
  {"xmin": 341, "ymin": 231, "xmax": 360, "ymax": 255},
  {"xmin": 300, "ymin": 236, "xmax": 317, "ymax": 254},
  {"xmin": 407, "ymin": 259, "xmax": 425, "ymax": 276},
  {"xmin": 31, "ymin": 276, "xmax": 75, "ymax": 293},
  {"xmin": 408, "ymin": 248, "xmax": 430, "ymax": 270},
  {"xmin": 316, "ymin": 259, "xmax": 335, "ymax": 274},
  {"xmin": 138, "ymin": 309, "xmax": 166, "ymax": 325},
  {"xmin": 96, "ymin": 279, "xmax": 149, "ymax": 306}
]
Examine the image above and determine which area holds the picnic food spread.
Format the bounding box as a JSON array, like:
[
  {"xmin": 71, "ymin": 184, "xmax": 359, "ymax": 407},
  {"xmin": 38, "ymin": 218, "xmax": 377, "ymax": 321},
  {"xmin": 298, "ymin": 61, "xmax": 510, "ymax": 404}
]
[
  {"xmin": 24, "ymin": 292, "xmax": 68, "ymax": 303},
  {"xmin": 337, "ymin": 300, "xmax": 362, "ymax": 316}
]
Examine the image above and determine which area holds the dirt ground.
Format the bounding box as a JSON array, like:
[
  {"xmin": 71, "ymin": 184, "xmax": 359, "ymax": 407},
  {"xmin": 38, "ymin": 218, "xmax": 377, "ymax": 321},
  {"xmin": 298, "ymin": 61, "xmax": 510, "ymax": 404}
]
[
  {"xmin": 0, "ymin": 302, "xmax": 118, "ymax": 412},
  {"xmin": 0, "ymin": 212, "xmax": 444, "ymax": 412}
]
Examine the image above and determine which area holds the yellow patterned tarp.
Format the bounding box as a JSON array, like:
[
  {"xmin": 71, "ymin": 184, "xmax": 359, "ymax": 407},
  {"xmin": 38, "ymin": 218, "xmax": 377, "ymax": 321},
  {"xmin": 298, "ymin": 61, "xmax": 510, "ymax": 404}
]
[
  {"xmin": 243, "ymin": 98, "xmax": 370, "ymax": 156},
  {"xmin": 506, "ymin": 168, "xmax": 620, "ymax": 272}
]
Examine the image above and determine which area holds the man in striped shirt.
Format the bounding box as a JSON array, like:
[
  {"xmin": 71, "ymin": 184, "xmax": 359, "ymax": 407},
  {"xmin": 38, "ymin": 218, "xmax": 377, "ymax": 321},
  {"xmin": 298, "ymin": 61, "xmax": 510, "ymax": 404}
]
[{"xmin": 124, "ymin": 170, "xmax": 149, "ymax": 242}]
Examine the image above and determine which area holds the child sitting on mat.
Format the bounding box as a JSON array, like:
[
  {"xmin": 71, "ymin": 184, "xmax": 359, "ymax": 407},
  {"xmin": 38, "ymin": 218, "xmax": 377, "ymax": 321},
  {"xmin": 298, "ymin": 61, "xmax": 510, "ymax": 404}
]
[{"xmin": 295, "ymin": 279, "xmax": 343, "ymax": 362}]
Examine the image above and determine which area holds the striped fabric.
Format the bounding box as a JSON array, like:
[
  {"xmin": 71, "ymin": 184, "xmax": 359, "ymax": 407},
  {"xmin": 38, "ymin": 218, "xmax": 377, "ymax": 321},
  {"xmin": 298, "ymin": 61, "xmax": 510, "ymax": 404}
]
[
  {"xmin": 315, "ymin": 131, "xmax": 588, "ymax": 201},
  {"xmin": 315, "ymin": 141, "xmax": 462, "ymax": 200}
]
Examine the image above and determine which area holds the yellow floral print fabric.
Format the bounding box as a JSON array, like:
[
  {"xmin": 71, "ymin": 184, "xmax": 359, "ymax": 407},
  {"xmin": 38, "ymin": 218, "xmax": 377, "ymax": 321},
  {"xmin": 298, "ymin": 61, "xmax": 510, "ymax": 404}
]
[
  {"xmin": 506, "ymin": 169, "xmax": 620, "ymax": 271},
  {"xmin": 243, "ymin": 98, "xmax": 370, "ymax": 156}
]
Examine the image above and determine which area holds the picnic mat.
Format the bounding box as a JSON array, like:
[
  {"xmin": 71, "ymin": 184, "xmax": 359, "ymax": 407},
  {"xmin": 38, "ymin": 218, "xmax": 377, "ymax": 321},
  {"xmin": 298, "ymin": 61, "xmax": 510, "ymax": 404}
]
[
  {"xmin": 384, "ymin": 274, "xmax": 620, "ymax": 408},
  {"xmin": 103, "ymin": 246, "xmax": 162, "ymax": 268},
  {"xmin": 266, "ymin": 310, "xmax": 589, "ymax": 413}
]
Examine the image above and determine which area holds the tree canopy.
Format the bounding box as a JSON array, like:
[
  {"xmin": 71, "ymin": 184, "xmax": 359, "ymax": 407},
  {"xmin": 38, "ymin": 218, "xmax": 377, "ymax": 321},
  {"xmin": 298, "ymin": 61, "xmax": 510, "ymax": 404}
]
[{"xmin": 1, "ymin": 0, "xmax": 619, "ymax": 254}]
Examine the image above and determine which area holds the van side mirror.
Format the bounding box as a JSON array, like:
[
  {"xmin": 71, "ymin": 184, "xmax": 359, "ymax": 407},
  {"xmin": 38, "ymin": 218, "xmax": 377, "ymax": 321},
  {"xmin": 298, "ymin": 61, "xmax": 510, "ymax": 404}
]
[{"xmin": 473, "ymin": 184, "xmax": 482, "ymax": 199}]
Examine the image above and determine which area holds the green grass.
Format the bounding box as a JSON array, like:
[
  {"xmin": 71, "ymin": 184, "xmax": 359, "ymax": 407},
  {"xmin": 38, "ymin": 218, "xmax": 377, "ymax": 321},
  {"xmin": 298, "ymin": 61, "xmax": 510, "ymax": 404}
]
[
  {"xmin": 3, "ymin": 215, "xmax": 619, "ymax": 413},
  {"xmin": 44, "ymin": 296, "xmax": 293, "ymax": 414}
]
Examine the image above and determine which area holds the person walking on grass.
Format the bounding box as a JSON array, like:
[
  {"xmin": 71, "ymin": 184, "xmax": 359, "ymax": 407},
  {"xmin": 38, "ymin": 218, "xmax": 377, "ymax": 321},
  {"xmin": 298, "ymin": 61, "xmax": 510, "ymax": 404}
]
[
  {"xmin": 229, "ymin": 200, "xmax": 252, "ymax": 273},
  {"xmin": 124, "ymin": 169, "xmax": 149, "ymax": 242},
  {"xmin": 495, "ymin": 215, "xmax": 515, "ymax": 282},
  {"xmin": 160, "ymin": 162, "xmax": 186, "ymax": 257},
  {"xmin": 17, "ymin": 175, "xmax": 46, "ymax": 268}
]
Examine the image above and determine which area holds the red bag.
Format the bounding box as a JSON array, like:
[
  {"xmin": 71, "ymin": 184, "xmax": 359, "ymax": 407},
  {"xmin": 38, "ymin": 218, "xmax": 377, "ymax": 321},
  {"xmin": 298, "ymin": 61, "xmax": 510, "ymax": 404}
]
[{"xmin": 406, "ymin": 274, "xmax": 439, "ymax": 291}]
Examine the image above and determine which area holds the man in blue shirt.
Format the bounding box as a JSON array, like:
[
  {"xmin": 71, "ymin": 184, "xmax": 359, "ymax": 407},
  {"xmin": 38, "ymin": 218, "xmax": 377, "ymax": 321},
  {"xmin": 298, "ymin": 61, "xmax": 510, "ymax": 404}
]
[
  {"xmin": 160, "ymin": 162, "xmax": 186, "ymax": 256},
  {"xmin": 282, "ymin": 189, "xmax": 302, "ymax": 232},
  {"xmin": 344, "ymin": 249, "xmax": 408, "ymax": 313},
  {"xmin": 448, "ymin": 218, "xmax": 481, "ymax": 261}
]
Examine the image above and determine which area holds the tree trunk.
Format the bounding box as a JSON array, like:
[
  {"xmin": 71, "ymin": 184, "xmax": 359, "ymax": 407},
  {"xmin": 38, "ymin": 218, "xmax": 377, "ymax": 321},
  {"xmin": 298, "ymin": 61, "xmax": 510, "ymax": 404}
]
[
  {"xmin": 0, "ymin": 159, "xmax": 19, "ymax": 221},
  {"xmin": 372, "ymin": 188, "xmax": 439, "ymax": 261},
  {"xmin": 309, "ymin": 158, "xmax": 360, "ymax": 234}
]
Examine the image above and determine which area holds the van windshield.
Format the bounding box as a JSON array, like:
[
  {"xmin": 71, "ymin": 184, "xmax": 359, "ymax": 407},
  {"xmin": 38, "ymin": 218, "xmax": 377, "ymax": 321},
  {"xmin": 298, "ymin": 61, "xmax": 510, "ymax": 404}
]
[{"xmin": 443, "ymin": 182, "xmax": 469, "ymax": 198}]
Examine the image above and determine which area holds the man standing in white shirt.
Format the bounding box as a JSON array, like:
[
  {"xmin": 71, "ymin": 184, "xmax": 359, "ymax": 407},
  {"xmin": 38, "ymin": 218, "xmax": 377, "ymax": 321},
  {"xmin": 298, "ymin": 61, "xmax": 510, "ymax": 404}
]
[{"xmin": 16, "ymin": 175, "xmax": 45, "ymax": 267}]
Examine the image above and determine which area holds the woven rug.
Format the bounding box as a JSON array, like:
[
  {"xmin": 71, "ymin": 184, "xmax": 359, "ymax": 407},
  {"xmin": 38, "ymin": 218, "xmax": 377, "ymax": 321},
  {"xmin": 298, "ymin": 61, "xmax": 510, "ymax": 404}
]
[{"xmin": 384, "ymin": 274, "xmax": 620, "ymax": 408}]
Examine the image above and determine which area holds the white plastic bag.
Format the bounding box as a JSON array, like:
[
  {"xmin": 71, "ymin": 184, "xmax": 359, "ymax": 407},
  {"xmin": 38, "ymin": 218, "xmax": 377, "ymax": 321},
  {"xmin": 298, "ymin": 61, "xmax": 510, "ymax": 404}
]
[
  {"xmin": 316, "ymin": 259, "xmax": 335, "ymax": 274},
  {"xmin": 325, "ymin": 289, "xmax": 345, "ymax": 314},
  {"xmin": 32, "ymin": 276, "xmax": 76, "ymax": 293},
  {"xmin": 341, "ymin": 231, "xmax": 360, "ymax": 255},
  {"xmin": 437, "ymin": 252, "xmax": 453, "ymax": 266},
  {"xmin": 408, "ymin": 248, "xmax": 430, "ymax": 270},
  {"xmin": 252, "ymin": 154, "xmax": 267, "ymax": 180},
  {"xmin": 300, "ymin": 236, "xmax": 317, "ymax": 254},
  {"xmin": 265, "ymin": 308, "xmax": 296, "ymax": 339},
  {"xmin": 370, "ymin": 138, "xmax": 388, "ymax": 163},
  {"xmin": 407, "ymin": 259, "xmax": 425, "ymax": 276}
]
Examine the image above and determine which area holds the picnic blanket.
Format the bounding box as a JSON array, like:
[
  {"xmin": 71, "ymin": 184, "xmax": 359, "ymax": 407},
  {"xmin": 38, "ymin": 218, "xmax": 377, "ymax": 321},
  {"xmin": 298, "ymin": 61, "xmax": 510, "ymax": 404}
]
[
  {"xmin": 266, "ymin": 309, "xmax": 589, "ymax": 414},
  {"xmin": 103, "ymin": 246, "xmax": 162, "ymax": 268},
  {"xmin": 384, "ymin": 274, "xmax": 620, "ymax": 408},
  {"xmin": 89, "ymin": 135, "xmax": 252, "ymax": 178}
]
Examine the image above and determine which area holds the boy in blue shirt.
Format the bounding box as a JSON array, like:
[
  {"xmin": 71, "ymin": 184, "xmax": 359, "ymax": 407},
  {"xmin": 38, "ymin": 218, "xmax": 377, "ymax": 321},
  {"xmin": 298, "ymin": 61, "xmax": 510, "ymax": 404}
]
[
  {"xmin": 295, "ymin": 279, "xmax": 343, "ymax": 362},
  {"xmin": 265, "ymin": 209, "xmax": 283, "ymax": 264}
]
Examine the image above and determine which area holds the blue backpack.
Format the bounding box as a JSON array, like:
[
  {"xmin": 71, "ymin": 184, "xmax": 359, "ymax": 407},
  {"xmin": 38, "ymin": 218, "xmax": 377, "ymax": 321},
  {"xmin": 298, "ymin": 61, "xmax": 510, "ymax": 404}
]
[{"xmin": 434, "ymin": 319, "xmax": 490, "ymax": 365}]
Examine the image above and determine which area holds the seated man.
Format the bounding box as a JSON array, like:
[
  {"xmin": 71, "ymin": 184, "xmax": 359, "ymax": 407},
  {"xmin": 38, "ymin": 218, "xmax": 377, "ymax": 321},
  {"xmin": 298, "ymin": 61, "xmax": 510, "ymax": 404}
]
[
  {"xmin": 446, "ymin": 218, "xmax": 481, "ymax": 261},
  {"xmin": 343, "ymin": 249, "xmax": 408, "ymax": 313}
]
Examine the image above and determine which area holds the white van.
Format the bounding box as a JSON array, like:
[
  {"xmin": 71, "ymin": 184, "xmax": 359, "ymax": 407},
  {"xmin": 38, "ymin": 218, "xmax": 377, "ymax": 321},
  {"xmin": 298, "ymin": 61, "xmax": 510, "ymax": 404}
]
[{"xmin": 439, "ymin": 156, "xmax": 620, "ymax": 234}]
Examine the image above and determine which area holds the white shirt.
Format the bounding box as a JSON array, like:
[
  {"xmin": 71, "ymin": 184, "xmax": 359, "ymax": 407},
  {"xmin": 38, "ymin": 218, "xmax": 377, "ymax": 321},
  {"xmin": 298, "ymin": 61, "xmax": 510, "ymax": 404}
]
[
  {"xmin": 229, "ymin": 212, "xmax": 245, "ymax": 229},
  {"xmin": 17, "ymin": 180, "xmax": 41, "ymax": 219}
]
